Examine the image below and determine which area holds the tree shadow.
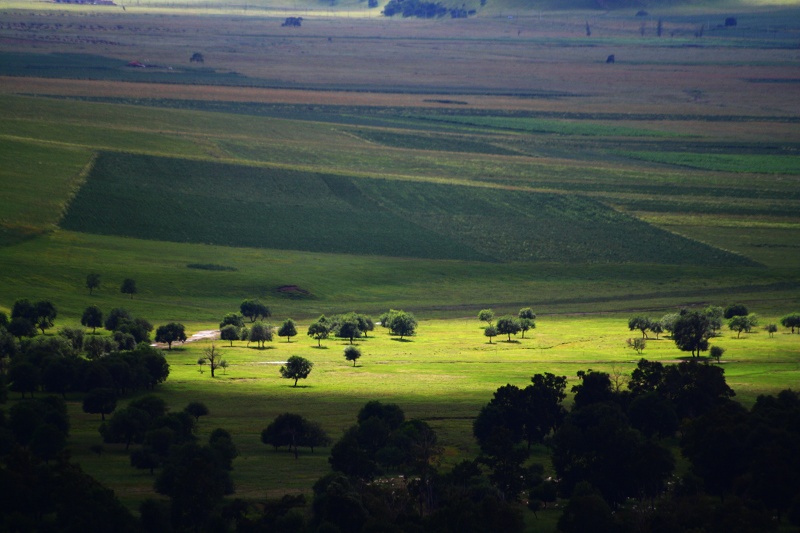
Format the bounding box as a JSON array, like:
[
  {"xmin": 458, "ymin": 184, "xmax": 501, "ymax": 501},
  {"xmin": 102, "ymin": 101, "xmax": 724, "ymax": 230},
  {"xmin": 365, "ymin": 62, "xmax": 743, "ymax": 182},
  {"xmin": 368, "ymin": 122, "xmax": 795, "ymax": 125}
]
[
  {"xmin": 676, "ymin": 355, "xmax": 710, "ymax": 362},
  {"xmin": 503, "ymin": 340, "xmax": 521, "ymax": 344},
  {"xmin": 247, "ymin": 346, "xmax": 275, "ymax": 351},
  {"xmin": 311, "ymin": 345, "xmax": 329, "ymax": 350},
  {"xmin": 390, "ymin": 338, "xmax": 413, "ymax": 343},
  {"xmin": 287, "ymin": 385, "xmax": 313, "ymax": 389}
]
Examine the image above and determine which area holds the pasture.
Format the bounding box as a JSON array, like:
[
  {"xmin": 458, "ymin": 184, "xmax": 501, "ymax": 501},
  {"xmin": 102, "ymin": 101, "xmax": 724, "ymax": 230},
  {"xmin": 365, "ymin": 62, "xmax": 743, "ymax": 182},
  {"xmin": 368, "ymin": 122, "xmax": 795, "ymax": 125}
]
[{"xmin": 0, "ymin": 2, "xmax": 799, "ymax": 527}]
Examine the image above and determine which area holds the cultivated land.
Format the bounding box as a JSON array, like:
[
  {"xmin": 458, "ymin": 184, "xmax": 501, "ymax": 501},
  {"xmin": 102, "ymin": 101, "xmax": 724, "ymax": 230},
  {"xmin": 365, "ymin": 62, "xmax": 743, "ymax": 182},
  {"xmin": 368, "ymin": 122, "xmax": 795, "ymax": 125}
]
[{"xmin": 1, "ymin": 0, "xmax": 799, "ymax": 525}]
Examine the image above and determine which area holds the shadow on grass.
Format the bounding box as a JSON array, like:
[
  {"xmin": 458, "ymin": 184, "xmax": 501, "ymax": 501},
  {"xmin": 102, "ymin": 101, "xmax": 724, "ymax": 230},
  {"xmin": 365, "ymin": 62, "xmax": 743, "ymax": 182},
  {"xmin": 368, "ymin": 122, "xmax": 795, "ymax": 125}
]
[
  {"xmin": 287, "ymin": 385, "xmax": 313, "ymax": 389},
  {"xmin": 311, "ymin": 345, "xmax": 329, "ymax": 350},
  {"xmin": 503, "ymin": 340, "xmax": 521, "ymax": 344},
  {"xmin": 390, "ymin": 338, "xmax": 413, "ymax": 343},
  {"xmin": 247, "ymin": 346, "xmax": 275, "ymax": 350},
  {"xmin": 676, "ymin": 356, "xmax": 711, "ymax": 362}
]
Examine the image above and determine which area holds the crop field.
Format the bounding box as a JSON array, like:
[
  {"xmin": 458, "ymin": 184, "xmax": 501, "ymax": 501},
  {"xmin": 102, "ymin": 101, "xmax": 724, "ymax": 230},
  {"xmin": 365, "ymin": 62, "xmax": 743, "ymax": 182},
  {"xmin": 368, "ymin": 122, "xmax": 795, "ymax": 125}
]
[{"xmin": 1, "ymin": 2, "xmax": 799, "ymax": 528}]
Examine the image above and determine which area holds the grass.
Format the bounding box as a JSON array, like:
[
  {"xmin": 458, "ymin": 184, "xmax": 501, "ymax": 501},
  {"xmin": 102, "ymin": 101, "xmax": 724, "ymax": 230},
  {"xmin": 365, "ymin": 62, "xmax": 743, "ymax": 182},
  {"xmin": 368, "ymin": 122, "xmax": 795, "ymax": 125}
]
[
  {"xmin": 58, "ymin": 314, "xmax": 800, "ymax": 510},
  {"xmin": 619, "ymin": 150, "xmax": 800, "ymax": 174}
]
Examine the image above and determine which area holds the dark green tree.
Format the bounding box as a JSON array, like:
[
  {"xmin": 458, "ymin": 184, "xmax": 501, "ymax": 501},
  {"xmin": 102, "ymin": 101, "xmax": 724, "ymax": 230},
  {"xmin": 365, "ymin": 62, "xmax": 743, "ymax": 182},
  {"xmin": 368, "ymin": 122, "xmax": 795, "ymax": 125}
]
[
  {"xmin": 385, "ymin": 309, "xmax": 417, "ymax": 339},
  {"xmin": 155, "ymin": 322, "xmax": 187, "ymax": 350},
  {"xmin": 484, "ymin": 325, "xmax": 498, "ymax": 343},
  {"xmin": 628, "ymin": 315, "xmax": 651, "ymax": 339},
  {"xmin": 280, "ymin": 356, "xmax": 313, "ymax": 387},
  {"xmin": 248, "ymin": 321, "xmax": 273, "ymax": 348},
  {"xmin": 220, "ymin": 324, "xmax": 239, "ymax": 346},
  {"xmin": 344, "ymin": 345, "xmax": 361, "ymax": 366},
  {"xmin": 307, "ymin": 319, "xmax": 330, "ymax": 347},
  {"xmin": 86, "ymin": 272, "xmax": 101, "ymax": 295},
  {"xmin": 780, "ymin": 312, "xmax": 800, "ymax": 333},
  {"xmin": 240, "ymin": 299, "xmax": 270, "ymax": 322},
  {"xmin": 724, "ymin": 303, "xmax": 749, "ymax": 319},
  {"xmin": 277, "ymin": 318, "xmax": 298, "ymax": 343},
  {"xmin": 33, "ymin": 300, "xmax": 57, "ymax": 335},
  {"xmin": 82, "ymin": 388, "xmax": 117, "ymax": 420},
  {"xmin": 120, "ymin": 278, "xmax": 137, "ymax": 299},
  {"xmin": 8, "ymin": 317, "xmax": 36, "ymax": 340},
  {"xmin": 496, "ymin": 316, "xmax": 521, "ymax": 341},
  {"xmin": 672, "ymin": 310, "xmax": 712, "ymax": 357},
  {"xmin": 184, "ymin": 401, "xmax": 209, "ymax": 421},
  {"xmin": 219, "ymin": 312, "xmax": 244, "ymax": 329},
  {"xmin": 333, "ymin": 315, "xmax": 361, "ymax": 344},
  {"xmin": 8, "ymin": 361, "xmax": 40, "ymax": 398},
  {"xmin": 478, "ymin": 309, "xmax": 494, "ymax": 325}
]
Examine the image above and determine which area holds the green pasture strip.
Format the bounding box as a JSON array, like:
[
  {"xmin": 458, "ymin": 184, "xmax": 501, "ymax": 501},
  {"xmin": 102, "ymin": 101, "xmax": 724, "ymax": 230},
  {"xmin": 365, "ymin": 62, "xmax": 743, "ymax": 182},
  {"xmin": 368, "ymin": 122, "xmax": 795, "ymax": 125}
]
[
  {"xmin": 58, "ymin": 151, "xmax": 754, "ymax": 265},
  {"xmin": 406, "ymin": 114, "xmax": 679, "ymax": 137},
  {"xmin": 618, "ymin": 150, "xmax": 800, "ymax": 174},
  {"xmin": 0, "ymin": 230, "xmax": 793, "ymax": 326},
  {"xmin": 60, "ymin": 315, "xmax": 800, "ymax": 509},
  {"xmin": 0, "ymin": 138, "xmax": 92, "ymax": 244},
  {"xmin": 348, "ymin": 129, "xmax": 521, "ymax": 156},
  {"xmin": 33, "ymin": 96, "xmax": 800, "ymax": 124},
  {"xmin": 610, "ymin": 197, "xmax": 800, "ymax": 217}
]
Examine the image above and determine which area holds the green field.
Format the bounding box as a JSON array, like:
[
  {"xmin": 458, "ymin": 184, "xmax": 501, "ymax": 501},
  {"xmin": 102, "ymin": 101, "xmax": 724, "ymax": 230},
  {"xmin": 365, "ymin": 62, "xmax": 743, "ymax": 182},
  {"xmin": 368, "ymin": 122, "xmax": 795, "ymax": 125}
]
[{"xmin": 1, "ymin": 3, "xmax": 800, "ymax": 529}]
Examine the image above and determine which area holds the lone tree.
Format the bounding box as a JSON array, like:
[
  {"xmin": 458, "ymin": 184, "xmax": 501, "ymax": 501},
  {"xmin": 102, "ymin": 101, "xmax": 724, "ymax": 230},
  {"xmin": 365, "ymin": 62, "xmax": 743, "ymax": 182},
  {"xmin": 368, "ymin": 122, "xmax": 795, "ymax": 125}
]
[
  {"xmin": 278, "ymin": 319, "xmax": 298, "ymax": 343},
  {"xmin": 197, "ymin": 344, "xmax": 227, "ymax": 378},
  {"xmin": 81, "ymin": 305, "xmax": 104, "ymax": 334},
  {"xmin": 184, "ymin": 401, "xmax": 210, "ymax": 421},
  {"xmin": 519, "ymin": 318, "xmax": 535, "ymax": 338},
  {"xmin": 478, "ymin": 309, "xmax": 494, "ymax": 326},
  {"xmin": 280, "ymin": 356, "xmax": 313, "ymax": 387},
  {"xmin": 496, "ymin": 316, "xmax": 521, "ymax": 341},
  {"xmin": 120, "ymin": 278, "xmax": 137, "ymax": 299},
  {"xmin": 626, "ymin": 337, "xmax": 646, "ymax": 355},
  {"xmin": 344, "ymin": 345, "xmax": 362, "ymax": 366},
  {"xmin": 240, "ymin": 299, "xmax": 270, "ymax": 323},
  {"xmin": 155, "ymin": 323, "xmax": 187, "ymax": 350},
  {"xmin": 190, "ymin": 52, "xmax": 204, "ymax": 63},
  {"xmin": 766, "ymin": 324, "xmax": 778, "ymax": 338},
  {"xmin": 86, "ymin": 273, "xmax": 101, "ymax": 295},
  {"xmin": 307, "ymin": 318, "xmax": 330, "ymax": 347}
]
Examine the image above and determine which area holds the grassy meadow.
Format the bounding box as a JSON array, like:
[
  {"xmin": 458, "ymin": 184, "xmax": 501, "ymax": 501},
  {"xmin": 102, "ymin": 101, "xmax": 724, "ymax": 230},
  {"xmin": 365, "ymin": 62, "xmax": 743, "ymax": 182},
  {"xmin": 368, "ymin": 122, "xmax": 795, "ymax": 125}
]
[{"xmin": 0, "ymin": 2, "xmax": 799, "ymax": 527}]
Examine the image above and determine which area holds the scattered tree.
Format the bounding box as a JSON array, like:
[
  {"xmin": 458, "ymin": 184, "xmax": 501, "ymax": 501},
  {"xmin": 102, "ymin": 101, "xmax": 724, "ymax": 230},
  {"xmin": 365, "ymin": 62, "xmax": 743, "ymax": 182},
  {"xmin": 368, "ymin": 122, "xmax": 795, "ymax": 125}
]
[
  {"xmin": 344, "ymin": 345, "xmax": 361, "ymax": 366},
  {"xmin": 382, "ymin": 309, "xmax": 417, "ymax": 339},
  {"xmin": 86, "ymin": 273, "xmax": 101, "ymax": 295},
  {"xmin": 496, "ymin": 316, "xmax": 521, "ymax": 341},
  {"xmin": 333, "ymin": 314, "xmax": 361, "ymax": 344},
  {"xmin": 728, "ymin": 314, "xmax": 758, "ymax": 338},
  {"xmin": 628, "ymin": 316, "xmax": 651, "ymax": 339},
  {"xmin": 307, "ymin": 319, "xmax": 330, "ymax": 347},
  {"xmin": 120, "ymin": 278, "xmax": 138, "ymax": 299},
  {"xmin": 219, "ymin": 312, "xmax": 244, "ymax": 329},
  {"xmin": 766, "ymin": 323, "xmax": 778, "ymax": 338},
  {"xmin": 190, "ymin": 52, "xmax": 204, "ymax": 63},
  {"xmin": 261, "ymin": 413, "xmax": 330, "ymax": 459},
  {"xmin": 724, "ymin": 303, "xmax": 748, "ymax": 319},
  {"xmin": 248, "ymin": 321, "xmax": 273, "ymax": 348},
  {"xmin": 184, "ymin": 401, "xmax": 210, "ymax": 421},
  {"xmin": 626, "ymin": 337, "xmax": 646, "ymax": 354},
  {"xmin": 197, "ymin": 344, "xmax": 227, "ymax": 378},
  {"xmin": 519, "ymin": 318, "xmax": 535, "ymax": 338},
  {"xmin": 81, "ymin": 305, "xmax": 104, "ymax": 334},
  {"xmin": 278, "ymin": 319, "xmax": 298, "ymax": 343},
  {"xmin": 82, "ymin": 388, "xmax": 117, "ymax": 420},
  {"xmin": 672, "ymin": 310, "xmax": 712, "ymax": 357},
  {"xmin": 8, "ymin": 317, "xmax": 36, "ymax": 340},
  {"xmin": 709, "ymin": 345, "xmax": 725, "ymax": 363},
  {"xmin": 518, "ymin": 307, "xmax": 536, "ymax": 320},
  {"xmin": 155, "ymin": 322, "xmax": 187, "ymax": 350},
  {"xmin": 484, "ymin": 325, "xmax": 498, "ymax": 344},
  {"xmin": 478, "ymin": 309, "xmax": 494, "ymax": 325},
  {"xmin": 780, "ymin": 312, "xmax": 800, "ymax": 333},
  {"xmin": 220, "ymin": 324, "xmax": 239, "ymax": 346},
  {"xmin": 280, "ymin": 356, "xmax": 313, "ymax": 387},
  {"xmin": 240, "ymin": 299, "xmax": 270, "ymax": 322}
]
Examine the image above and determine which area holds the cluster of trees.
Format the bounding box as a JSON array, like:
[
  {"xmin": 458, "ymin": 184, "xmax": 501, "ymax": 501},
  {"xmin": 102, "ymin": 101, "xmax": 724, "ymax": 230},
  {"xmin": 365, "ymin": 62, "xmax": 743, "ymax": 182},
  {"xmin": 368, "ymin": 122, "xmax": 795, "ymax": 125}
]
[
  {"xmin": 217, "ymin": 302, "xmax": 416, "ymax": 353},
  {"xmin": 261, "ymin": 412, "xmax": 331, "ymax": 459},
  {"xmin": 627, "ymin": 303, "xmax": 789, "ymax": 358},
  {"xmin": 382, "ymin": 0, "xmax": 475, "ymax": 18},
  {"xmin": 479, "ymin": 307, "xmax": 536, "ymax": 343},
  {"xmin": 470, "ymin": 360, "xmax": 800, "ymax": 532}
]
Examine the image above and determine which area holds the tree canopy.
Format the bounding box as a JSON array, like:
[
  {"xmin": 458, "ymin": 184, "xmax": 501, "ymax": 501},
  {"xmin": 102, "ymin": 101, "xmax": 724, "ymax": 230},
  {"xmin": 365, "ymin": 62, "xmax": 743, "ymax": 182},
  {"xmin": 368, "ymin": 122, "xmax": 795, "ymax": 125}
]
[{"xmin": 280, "ymin": 356, "xmax": 313, "ymax": 387}]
